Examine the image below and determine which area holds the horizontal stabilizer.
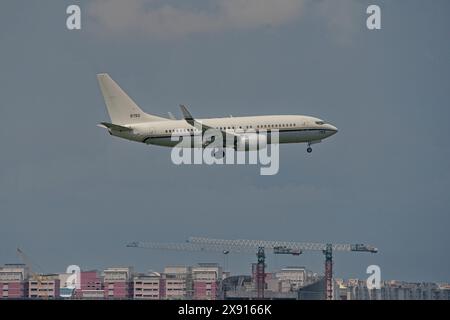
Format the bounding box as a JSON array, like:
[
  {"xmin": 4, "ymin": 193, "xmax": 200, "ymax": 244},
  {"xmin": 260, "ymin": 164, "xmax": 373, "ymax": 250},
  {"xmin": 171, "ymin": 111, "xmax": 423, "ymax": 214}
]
[{"xmin": 98, "ymin": 122, "xmax": 132, "ymax": 132}]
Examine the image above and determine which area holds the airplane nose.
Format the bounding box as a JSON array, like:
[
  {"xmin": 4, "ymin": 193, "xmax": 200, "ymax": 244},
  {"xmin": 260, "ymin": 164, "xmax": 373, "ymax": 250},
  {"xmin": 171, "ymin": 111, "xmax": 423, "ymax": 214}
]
[{"xmin": 327, "ymin": 124, "xmax": 338, "ymax": 136}]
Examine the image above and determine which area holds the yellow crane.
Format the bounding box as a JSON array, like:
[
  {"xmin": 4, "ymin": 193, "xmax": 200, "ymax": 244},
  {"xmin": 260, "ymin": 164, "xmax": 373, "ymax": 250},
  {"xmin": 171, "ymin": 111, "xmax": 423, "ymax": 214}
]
[{"xmin": 16, "ymin": 248, "xmax": 53, "ymax": 299}]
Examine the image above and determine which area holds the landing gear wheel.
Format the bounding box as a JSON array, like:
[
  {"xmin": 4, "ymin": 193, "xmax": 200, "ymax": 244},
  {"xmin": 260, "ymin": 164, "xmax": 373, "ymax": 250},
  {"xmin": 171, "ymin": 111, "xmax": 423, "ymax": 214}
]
[{"xmin": 307, "ymin": 147, "xmax": 312, "ymax": 153}]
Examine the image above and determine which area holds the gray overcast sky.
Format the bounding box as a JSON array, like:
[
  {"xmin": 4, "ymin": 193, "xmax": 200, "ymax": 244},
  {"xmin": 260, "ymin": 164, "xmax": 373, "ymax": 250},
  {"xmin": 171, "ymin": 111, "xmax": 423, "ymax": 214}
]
[{"xmin": 1, "ymin": 0, "xmax": 449, "ymax": 282}]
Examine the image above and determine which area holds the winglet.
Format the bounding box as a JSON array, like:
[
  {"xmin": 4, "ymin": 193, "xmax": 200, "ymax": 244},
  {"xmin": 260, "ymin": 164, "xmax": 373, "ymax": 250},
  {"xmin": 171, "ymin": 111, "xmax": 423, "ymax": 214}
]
[
  {"xmin": 167, "ymin": 112, "xmax": 176, "ymax": 120},
  {"xmin": 179, "ymin": 104, "xmax": 194, "ymax": 121},
  {"xmin": 178, "ymin": 105, "xmax": 238, "ymax": 140}
]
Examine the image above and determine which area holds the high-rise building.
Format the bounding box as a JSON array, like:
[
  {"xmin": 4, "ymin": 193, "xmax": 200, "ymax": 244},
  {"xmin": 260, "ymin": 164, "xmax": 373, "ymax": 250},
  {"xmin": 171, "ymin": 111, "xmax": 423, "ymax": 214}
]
[
  {"xmin": 192, "ymin": 263, "xmax": 222, "ymax": 300},
  {"xmin": 103, "ymin": 267, "xmax": 133, "ymax": 299},
  {"xmin": 133, "ymin": 272, "xmax": 162, "ymax": 300},
  {"xmin": 28, "ymin": 275, "xmax": 60, "ymax": 299},
  {"xmin": 163, "ymin": 266, "xmax": 192, "ymax": 299},
  {"xmin": 74, "ymin": 270, "xmax": 104, "ymax": 299},
  {"xmin": 275, "ymin": 266, "xmax": 316, "ymax": 292},
  {"xmin": 0, "ymin": 264, "xmax": 29, "ymax": 299}
]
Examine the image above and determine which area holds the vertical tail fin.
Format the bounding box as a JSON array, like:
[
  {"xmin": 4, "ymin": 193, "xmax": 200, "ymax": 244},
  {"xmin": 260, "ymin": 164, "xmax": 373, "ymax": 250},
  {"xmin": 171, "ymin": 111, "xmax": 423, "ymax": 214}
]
[{"xmin": 97, "ymin": 73, "xmax": 167, "ymax": 124}]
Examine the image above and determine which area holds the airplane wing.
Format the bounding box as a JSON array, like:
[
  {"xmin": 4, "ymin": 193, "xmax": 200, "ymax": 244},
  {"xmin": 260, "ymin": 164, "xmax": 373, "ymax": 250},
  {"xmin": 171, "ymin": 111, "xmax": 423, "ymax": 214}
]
[
  {"xmin": 179, "ymin": 105, "xmax": 238, "ymax": 142},
  {"xmin": 97, "ymin": 122, "xmax": 132, "ymax": 132}
]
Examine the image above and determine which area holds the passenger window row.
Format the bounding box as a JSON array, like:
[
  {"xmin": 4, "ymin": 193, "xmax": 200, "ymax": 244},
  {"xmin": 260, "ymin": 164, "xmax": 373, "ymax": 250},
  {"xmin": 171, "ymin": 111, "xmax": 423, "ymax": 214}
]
[{"xmin": 164, "ymin": 123, "xmax": 297, "ymax": 134}]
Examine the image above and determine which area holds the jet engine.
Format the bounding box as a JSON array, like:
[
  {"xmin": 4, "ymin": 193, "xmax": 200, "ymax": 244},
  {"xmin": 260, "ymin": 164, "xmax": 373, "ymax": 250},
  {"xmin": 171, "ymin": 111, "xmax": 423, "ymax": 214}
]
[{"xmin": 236, "ymin": 134, "xmax": 267, "ymax": 151}]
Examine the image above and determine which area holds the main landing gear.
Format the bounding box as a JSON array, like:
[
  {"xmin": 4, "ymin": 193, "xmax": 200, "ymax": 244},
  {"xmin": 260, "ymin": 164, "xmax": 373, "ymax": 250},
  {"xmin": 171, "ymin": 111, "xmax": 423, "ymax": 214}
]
[{"xmin": 307, "ymin": 142, "xmax": 313, "ymax": 153}]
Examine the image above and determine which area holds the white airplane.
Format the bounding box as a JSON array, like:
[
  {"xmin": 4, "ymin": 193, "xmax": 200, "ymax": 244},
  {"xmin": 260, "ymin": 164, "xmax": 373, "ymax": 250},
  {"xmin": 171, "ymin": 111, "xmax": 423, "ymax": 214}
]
[{"xmin": 97, "ymin": 74, "xmax": 338, "ymax": 153}]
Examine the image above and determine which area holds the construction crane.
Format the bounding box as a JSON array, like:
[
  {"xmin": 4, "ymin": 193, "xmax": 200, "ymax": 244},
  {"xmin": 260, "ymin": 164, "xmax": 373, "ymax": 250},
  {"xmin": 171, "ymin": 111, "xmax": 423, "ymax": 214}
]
[
  {"xmin": 127, "ymin": 237, "xmax": 377, "ymax": 300},
  {"xmin": 126, "ymin": 241, "xmax": 303, "ymax": 299},
  {"xmin": 16, "ymin": 248, "xmax": 53, "ymax": 299},
  {"xmin": 187, "ymin": 237, "xmax": 378, "ymax": 300}
]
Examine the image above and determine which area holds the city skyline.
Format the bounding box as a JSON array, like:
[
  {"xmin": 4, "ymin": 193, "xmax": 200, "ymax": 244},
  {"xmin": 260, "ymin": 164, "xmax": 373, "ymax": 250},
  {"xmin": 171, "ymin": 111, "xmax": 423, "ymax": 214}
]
[
  {"xmin": 1, "ymin": 261, "xmax": 449, "ymax": 300},
  {"xmin": 1, "ymin": 0, "xmax": 449, "ymax": 283}
]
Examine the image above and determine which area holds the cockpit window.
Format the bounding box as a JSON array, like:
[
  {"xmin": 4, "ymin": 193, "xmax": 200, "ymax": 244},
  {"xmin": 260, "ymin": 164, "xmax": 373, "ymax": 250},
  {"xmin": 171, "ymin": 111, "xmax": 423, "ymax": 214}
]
[{"xmin": 315, "ymin": 121, "xmax": 325, "ymax": 125}]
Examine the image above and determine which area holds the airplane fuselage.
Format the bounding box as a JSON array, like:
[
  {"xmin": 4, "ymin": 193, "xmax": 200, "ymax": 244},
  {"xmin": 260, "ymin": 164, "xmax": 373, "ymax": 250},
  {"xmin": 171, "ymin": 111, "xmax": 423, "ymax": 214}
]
[{"xmin": 110, "ymin": 114, "xmax": 338, "ymax": 148}]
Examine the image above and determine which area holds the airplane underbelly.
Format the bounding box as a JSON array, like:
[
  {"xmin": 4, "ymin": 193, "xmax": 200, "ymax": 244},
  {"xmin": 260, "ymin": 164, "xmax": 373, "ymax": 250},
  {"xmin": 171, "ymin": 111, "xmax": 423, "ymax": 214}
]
[
  {"xmin": 147, "ymin": 135, "xmax": 201, "ymax": 148},
  {"xmin": 278, "ymin": 130, "xmax": 324, "ymax": 144},
  {"xmin": 145, "ymin": 130, "xmax": 325, "ymax": 147},
  {"xmin": 147, "ymin": 137, "xmax": 179, "ymax": 147}
]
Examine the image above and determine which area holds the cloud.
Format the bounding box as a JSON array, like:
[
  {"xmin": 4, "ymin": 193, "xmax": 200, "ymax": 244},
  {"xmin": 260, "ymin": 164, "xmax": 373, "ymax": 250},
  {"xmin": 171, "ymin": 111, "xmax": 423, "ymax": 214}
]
[
  {"xmin": 312, "ymin": 0, "xmax": 364, "ymax": 44},
  {"xmin": 88, "ymin": 0, "xmax": 305, "ymax": 38}
]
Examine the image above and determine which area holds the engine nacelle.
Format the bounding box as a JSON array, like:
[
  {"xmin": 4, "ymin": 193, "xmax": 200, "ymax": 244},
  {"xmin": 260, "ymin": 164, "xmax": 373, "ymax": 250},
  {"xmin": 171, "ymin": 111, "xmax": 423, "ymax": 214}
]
[{"xmin": 236, "ymin": 134, "xmax": 267, "ymax": 151}]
